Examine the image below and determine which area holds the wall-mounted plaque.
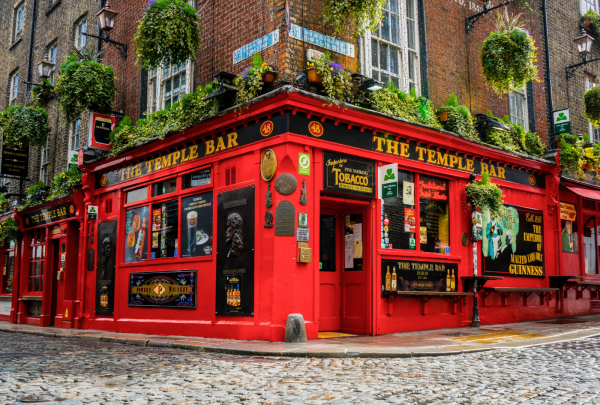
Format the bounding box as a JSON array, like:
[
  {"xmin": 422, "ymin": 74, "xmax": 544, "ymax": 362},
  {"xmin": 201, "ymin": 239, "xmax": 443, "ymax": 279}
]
[
  {"xmin": 216, "ymin": 187, "xmax": 255, "ymax": 316},
  {"xmin": 275, "ymin": 201, "xmax": 295, "ymax": 236},
  {"xmin": 323, "ymin": 152, "xmax": 375, "ymax": 198},
  {"xmin": 96, "ymin": 221, "xmax": 117, "ymax": 315},
  {"xmin": 129, "ymin": 270, "xmax": 197, "ymax": 308},
  {"xmin": 261, "ymin": 149, "xmax": 277, "ymax": 181},
  {"xmin": 0, "ymin": 142, "xmax": 28, "ymax": 177},
  {"xmin": 274, "ymin": 173, "xmax": 297, "ymax": 195}
]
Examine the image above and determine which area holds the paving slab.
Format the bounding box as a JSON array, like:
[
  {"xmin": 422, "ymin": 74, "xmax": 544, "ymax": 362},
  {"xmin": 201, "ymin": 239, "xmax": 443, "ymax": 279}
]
[{"xmin": 2, "ymin": 313, "xmax": 600, "ymax": 358}]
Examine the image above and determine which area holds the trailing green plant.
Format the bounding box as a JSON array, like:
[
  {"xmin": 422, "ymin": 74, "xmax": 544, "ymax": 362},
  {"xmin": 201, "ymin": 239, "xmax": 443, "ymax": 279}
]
[
  {"xmin": 582, "ymin": 9, "xmax": 600, "ymax": 38},
  {"xmin": 31, "ymin": 78, "xmax": 55, "ymax": 106},
  {"xmin": 438, "ymin": 92, "xmax": 479, "ymax": 140},
  {"xmin": 19, "ymin": 180, "xmax": 49, "ymax": 211},
  {"xmin": 47, "ymin": 165, "xmax": 82, "ymax": 201},
  {"xmin": 134, "ymin": 0, "xmax": 201, "ymax": 70},
  {"xmin": 369, "ymin": 82, "xmax": 441, "ymax": 128},
  {"xmin": 110, "ymin": 81, "xmax": 220, "ymax": 156},
  {"xmin": 307, "ymin": 52, "xmax": 352, "ymax": 104},
  {"xmin": 523, "ymin": 129, "xmax": 546, "ymax": 157},
  {"xmin": 558, "ymin": 134, "xmax": 584, "ymax": 178},
  {"xmin": 480, "ymin": 11, "xmax": 539, "ymax": 94},
  {"xmin": 584, "ymin": 143, "xmax": 600, "ymax": 178},
  {"xmin": 233, "ymin": 53, "xmax": 276, "ymax": 106},
  {"xmin": 0, "ymin": 217, "xmax": 20, "ymax": 246},
  {"xmin": 322, "ymin": 0, "xmax": 387, "ymax": 36},
  {"xmin": 54, "ymin": 48, "xmax": 117, "ymax": 121},
  {"xmin": 584, "ymin": 85, "xmax": 600, "ymax": 128},
  {"xmin": 0, "ymin": 105, "xmax": 50, "ymax": 148},
  {"xmin": 465, "ymin": 172, "xmax": 506, "ymax": 217}
]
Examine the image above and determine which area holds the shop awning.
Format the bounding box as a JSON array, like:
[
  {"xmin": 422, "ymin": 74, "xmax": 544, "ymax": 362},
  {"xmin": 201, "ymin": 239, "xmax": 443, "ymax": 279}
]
[{"xmin": 564, "ymin": 183, "xmax": 600, "ymax": 200}]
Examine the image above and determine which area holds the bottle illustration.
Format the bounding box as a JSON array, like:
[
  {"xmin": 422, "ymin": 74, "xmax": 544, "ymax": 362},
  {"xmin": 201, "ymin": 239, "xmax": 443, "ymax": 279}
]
[
  {"xmin": 227, "ymin": 285, "xmax": 231, "ymax": 306},
  {"xmin": 446, "ymin": 270, "xmax": 451, "ymax": 292},
  {"xmin": 391, "ymin": 266, "xmax": 397, "ymax": 291},
  {"xmin": 451, "ymin": 270, "xmax": 456, "ymax": 292},
  {"xmin": 235, "ymin": 284, "xmax": 240, "ymax": 307},
  {"xmin": 134, "ymin": 217, "xmax": 147, "ymax": 259},
  {"xmin": 385, "ymin": 266, "xmax": 391, "ymax": 291}
]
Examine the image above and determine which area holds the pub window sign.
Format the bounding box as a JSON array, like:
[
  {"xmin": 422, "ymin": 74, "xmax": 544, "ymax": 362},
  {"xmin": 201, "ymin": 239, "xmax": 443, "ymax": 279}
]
[{"xmin": 88, "ymin": 112, "xmax": 115, "ymax": 151}]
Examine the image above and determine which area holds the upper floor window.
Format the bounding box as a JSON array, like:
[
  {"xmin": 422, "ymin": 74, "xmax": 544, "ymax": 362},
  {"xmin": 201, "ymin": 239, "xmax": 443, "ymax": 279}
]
[
  {"xmin": 40, "ymin": 136, "xmax": 49, "ymax": 184},
  {"xmin": 146, "ymin": 62, "xmax": 192, "ymax": 115},
  {"xmin": 581, "ymin": 0, "xmax": 598, "ymax": 14},
  {"xmin": 75, "ymin": 19, "xmax": 86, "ymax": 49},
  {"xmin": 9, "ymin": 73, "xmax": 19, "ymax": 106},
  {"xmin": 509, "ymin": 86, "xmax": 528, "ymax": 131},
  {"xmin": 586, "ymin": 76, "xmax": 600, "ymax": 143},
  {"xmin": 48, "ymin": 44, "xmax": 57, "ymax": 83},
  {"xmin": 69, "ymin": 118, "xmax": 80, "ymax": 151},
  {"xmin": 14, "ymin": 4, "xmax": 25, "ymax": 40},
  {"xmin": 361, "ymin": 0, "xmax": 420, "ymax": 93}
]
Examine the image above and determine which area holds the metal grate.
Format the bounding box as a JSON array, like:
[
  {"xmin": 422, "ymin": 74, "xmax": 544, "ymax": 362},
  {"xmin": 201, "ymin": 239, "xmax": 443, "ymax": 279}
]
[{"xmin": 442, "ymin": 332, "xmax": 474, "ymax": 337}]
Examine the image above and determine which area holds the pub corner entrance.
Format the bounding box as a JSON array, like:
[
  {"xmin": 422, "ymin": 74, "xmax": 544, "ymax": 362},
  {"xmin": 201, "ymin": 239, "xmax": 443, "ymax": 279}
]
[{"xmin": 319, "ymin": 196, "xmax": 372, "ymax": 335}]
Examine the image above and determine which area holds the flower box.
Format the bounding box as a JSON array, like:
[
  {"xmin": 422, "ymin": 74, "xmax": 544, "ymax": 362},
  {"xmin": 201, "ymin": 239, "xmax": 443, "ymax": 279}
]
[
  {"xmin": 307, "ymin": 67, "xmax": 323, "ymax": 85},
  {"xmin": 262, "ymin": 71, "xmax": 277, "ymax": 84}
]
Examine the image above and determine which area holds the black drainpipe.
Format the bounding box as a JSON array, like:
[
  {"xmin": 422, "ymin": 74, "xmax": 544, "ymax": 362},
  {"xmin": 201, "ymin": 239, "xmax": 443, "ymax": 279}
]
[
  {"xmin": 25, "ymin": 0, "xmax": 39, "ymax": 88},
  {"xmin": 97, "ymin": 0, "xmax": 105, "ymax": 53},
  {"xmin": 542, "ymin": 0, "xmax": 554, "ymax": 147},
  {"xmin": 417, "ymin": 0, "xmax": 429, "ymax": 98}
]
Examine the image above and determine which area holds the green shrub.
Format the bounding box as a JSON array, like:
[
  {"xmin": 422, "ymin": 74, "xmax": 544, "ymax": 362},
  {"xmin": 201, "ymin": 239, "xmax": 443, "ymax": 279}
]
[
  {"xmin": 0, "ymin": 217, "xmax": 20, "ymax": 246},
  {"xmin": 465, "ymin": 172, "xmax": 506, "ymax": 217},
  {"xmin": 438, "ymin": 93, "xmax": 478, "ymax": 140},
  {"xmin": 322, "ymin": 0, "xmax": 387, "ymax": 36},
  {"xmin": 233, "ymin": 53, "xmax": 276, "ymax": 106},
  {"xmin": 307, "ymin": 52, "xmax": 353, "ymax": 104},
  {"xmin": 369, "ymin": 82, "xmax": 441, "ymax": 128},
  {"xmin": 584, "ymin": 85, "xmax": 600, "ymax": 128},
  {"xmin": 523, "ymin": 130, "xmax": 546, "ymax": 157},
  {"xmin": 0, "ymin": 105, "xmax": 50, "ymax": 148},
  {"xmin": 582, "ymin": 9, "xmax": 600, "ymax": 38},
  {"xmin": 47, "ymin": 165, "xmax": 82, "ymax": 201},
  {"xmin": 559, "ymin": 134, "xmax": 584, "ymax": 178}
]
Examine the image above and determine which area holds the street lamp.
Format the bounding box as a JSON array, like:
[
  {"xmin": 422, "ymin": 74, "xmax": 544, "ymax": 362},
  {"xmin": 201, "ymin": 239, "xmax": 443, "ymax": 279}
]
[
  {"xmin": 567, "ymin": 29, "xmax": 600, "ymax": 80},
  {"xmin": 37, "ymin": 54, "xmax": 55, "ymax": 79},
  {"xmin": 96, "ymin": 2, "xmax": 119, "ymax": 32}
]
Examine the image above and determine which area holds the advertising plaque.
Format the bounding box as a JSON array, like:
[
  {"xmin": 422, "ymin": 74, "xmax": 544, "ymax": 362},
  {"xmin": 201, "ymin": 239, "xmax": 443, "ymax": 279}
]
[
  {"xmin": 380, "ymin": 259, "xmax": 458, "ymax": 297},
  {"xmin": 88, "ymin": 112, "xmax": 115, "ymax": 150},
  {"xmin": 481, "ymin": 205, "xmax": 544, "ymax": 278},
  {"xmin": 96, "ymin": 221, "xmax": 117, "ymax": 315},
  {"xmin": 129, "ymin": 270, "xmax": 196, "ymax": 308},
  {"xmin": 0, "ymin": 142, "xmax": 28, "ymax": 177},
  {"xmin": 323, "ymin": 152, "xmax": 375, "ymax": 197},
  {"xmin": 180, "ymin": 192, "xmax": 213, "ymax": 258},
  {"xmin": 124, "ymin": 205, "xmax": 149, "ymax": 263}
]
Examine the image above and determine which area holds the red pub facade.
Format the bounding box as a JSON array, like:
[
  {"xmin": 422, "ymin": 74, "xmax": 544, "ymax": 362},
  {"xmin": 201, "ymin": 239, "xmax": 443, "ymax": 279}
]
[{"xmin": 2, "ymin": 89, "xmax": 598, "ymax": 341}]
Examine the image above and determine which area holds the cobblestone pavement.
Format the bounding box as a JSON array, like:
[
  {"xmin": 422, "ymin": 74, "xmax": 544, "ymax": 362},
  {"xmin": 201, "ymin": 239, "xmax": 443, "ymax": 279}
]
[{"xmin": 1, "ymin": 333, "xmax": 600, "ymax": 404}]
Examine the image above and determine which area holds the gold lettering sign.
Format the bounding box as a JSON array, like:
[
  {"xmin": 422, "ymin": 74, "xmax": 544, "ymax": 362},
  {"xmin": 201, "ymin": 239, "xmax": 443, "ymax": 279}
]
[{"xmin": 560, "ymin": 202, "xmax": 577, "ymax": 221}]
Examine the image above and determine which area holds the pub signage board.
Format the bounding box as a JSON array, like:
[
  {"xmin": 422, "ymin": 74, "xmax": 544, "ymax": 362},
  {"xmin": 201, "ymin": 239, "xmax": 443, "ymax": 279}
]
[
  {"xmin": 323, "ymin": 152, "xmax": 375, "ymax": 197},
  {"xmin": 96, "ymin": 220, "xmax": 117, "ymax": 315},
  {"xmin": 563, "ymin": 170, "xmax": 600, "ymax": 188},
  {"xmin": 380, "ymin": 259, "xmax": 458, "ymax": 297},
  {"xmin": 180, "ymin": 192, "xmax": 213, "ymax": 258},
  {"xmin": 0, "ymin": 142, "xmax": 28, "ymax": 177},
  {"xmin": 22, "ymin": 201, "xmax": 77, "ymax": 229},
  {"xmin": 129, "ymin": 270, "xmax": 197, "ymax": 308},
  {"xmin": 88, "ymin": 112, "xmax": 115, "ymax": 150},
  {"xmin": 481, "ymin": 205, "xmax": 544, "ymax": 278}
]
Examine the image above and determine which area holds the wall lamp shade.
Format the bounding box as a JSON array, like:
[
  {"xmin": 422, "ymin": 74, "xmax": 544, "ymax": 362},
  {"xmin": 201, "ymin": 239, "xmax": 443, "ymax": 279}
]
[
  {"xmin": 474, "ymin": 113, "xmax": 509, "ymax": 136},
  {"xmin": 37, "ymin": 54, "xmax": 55, "ymax": 79},
  {"xmin": 203, "ymin": 71, "xmax": 237, "ymax": 101},
  {"xmin": 97, "ymin": 2, "xmax": 119, "ymax": 31},
  {"xmin": 360, "ymin": 78, "xmax": 385, "ymax": 92},
  {"xmin": 574, "ymin": 29, "xmax": 594, "ymax": 57}
]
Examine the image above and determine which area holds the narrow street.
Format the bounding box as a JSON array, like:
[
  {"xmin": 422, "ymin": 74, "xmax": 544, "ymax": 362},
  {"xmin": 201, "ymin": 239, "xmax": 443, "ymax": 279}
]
[{"xmin": 1, "ymin": 332, "xmax": 599, "ymax": 404}]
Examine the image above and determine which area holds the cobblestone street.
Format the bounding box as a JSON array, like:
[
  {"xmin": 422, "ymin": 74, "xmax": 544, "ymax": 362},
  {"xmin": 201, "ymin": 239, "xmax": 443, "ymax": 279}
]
[{"xmin": 1, "ymin": 332, "xmax": 600, "ymax": 404}]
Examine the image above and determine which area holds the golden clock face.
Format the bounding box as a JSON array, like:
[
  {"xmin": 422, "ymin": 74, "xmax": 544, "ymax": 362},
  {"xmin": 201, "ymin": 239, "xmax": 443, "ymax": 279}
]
[{"xmin": 260, "ymin": 149, "xmax": 277, "ymax": 182}]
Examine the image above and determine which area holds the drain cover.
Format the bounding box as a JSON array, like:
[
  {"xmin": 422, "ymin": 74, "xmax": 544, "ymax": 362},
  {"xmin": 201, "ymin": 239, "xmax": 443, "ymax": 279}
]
[
  {"xmin": 442, "ymin": 332, "xmax": 474, "ymax": 337},
  {"xmin": 20, "ymin": 395, "xmax": 55, "ymax": 403}
]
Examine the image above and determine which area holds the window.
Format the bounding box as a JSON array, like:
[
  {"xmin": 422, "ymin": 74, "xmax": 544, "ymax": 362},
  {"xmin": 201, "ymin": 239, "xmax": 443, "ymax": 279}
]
[
  {"xmin": 586, "ymin": 76, "xmax": 600, "ymax": 142},
  {"xmin": 584, "ymin": 217, "xmax": 598, "ymax": 274},
  {"xmin": 182, "ymin": 168, "xmax": 211, "ymax": 189},
  {"xmin": 509, "ymin": 86, "xmax": 528, "ymax": 131},
  {"xmin": 581, "ymin": 0, "xmax": 598, "ymax": 14},
  {"xmin": 152, "ymin": 178, "xmax": 177, "ymax": 197},
  {"xmin": 362, "ymin": 0, "xmax": 420, "ymax": 93},
  {"xmin": 2, "ymin": 250, "xmax": 14, "ymax": 294},
  {"xmin": 127, "ymin": 187, "xmax": 147, "ymax": 204},
  {"xmin": 48, "ymin": 44, "xmax": 57, "ymax": 83},
  {"xmin": 9, "ymin": 73, "xmax": 19, "ymax": 106},
  {"xmin": 382, "ymin": 170, "xmax": 416, "ymax": 250},
  {"xmin": 419, "ymin": 175, "xmax": 449, "ymax": 253},
  {"xmin": 147, "ymin": 63, "xmax": 192, "ymax": 114},
  {"xmin": 69, "ymin": 118, "xmax": 80, "ymax": 152},
  {"xmin": 28, "ymin": 232, "xmax": 46, "ymax": 292},
  {"xmin": 14, "ymin": 4, "xmax": 24, "ymax": 40},
  {"xmin": 75, "ymin": 19, "xmax": 86, "ymax": 49},
  {"xmin": 561, "ymin": 205, "xmax": 579, "ymax": 254},
  {"xmin": 151, "ymin": 199, "xmax": 179, "ymax": 258},
  {"xmin": 40, "ymin": 136, "xmax": 49, "ymax": 184},
  {"xmin": 147, "ymin": 69, "xmax": 158, "ymax": 115}
]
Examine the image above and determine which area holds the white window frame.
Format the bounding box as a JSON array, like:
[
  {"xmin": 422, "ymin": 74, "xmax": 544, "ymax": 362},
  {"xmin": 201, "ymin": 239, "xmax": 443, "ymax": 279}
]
[
  {"xmin": 9, "ymin": 73, "xmax": 19, "ymax": 106},
  {"xmin": 48, "ymin": 44, "xmax": 57, "ymax": 84},
  {"xmin": 14, "ymin": 4, "xmax": 25, "ymax": 40},
  {"xmin": 586, "ymin": 76, "xmax": 600, "ymax": 143},
  {"xmin": 147, "ymin": 61, "xmax": 193, "ymax": 115},
  {"xmin": 40, "ymin": 136, "xmax": 49, "ymax": 184},
  {"xmin": 509, "ymin": 86, "xmax": 529, "ymax": 131},
  {"xmin": 359, "ymin": 0, "xmax": 420, "ymax": 94},
  {"xmin": 581, "ymin": 0, "xmax": 599, "ymax": 15},
  {"xmin": 75, "ymin": 19, "xmax": 86, "ymax": 50},
  {"xmin": 69, "ymin": 118, "xmax": 81, "ymax": 152}
]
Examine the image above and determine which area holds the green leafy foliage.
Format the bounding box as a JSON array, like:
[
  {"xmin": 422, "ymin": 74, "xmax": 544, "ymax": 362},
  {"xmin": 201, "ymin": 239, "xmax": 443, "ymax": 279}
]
[
  {"xmin": 523, "ymin": 130, "xmax": 546, "ymax": 157},
  {"xmin": 558, "ymin": 134, "xmax": 584, "ymax": 178},
  {"xmin": 307, "ymin": 52, "xmax": 353, "ymax": 104},
  {"xmin": 369, "ymin": 82, "xmax": 442, "ymax": 128},
  {"xmin": 54, "ymin": 51, "xmax": 117, "ymax": 121},
  {"xmin": 465, "ymin": 172, "xmax": 506, "ymax": 217},
  {"xmin": 110, "ymin": 81, "xmax": 220, "ymax": 156},
  {"xmin": 584, "ymin": 85, "xmax": 600, "ymax": 128},
  {"xmin": 31, "ymin": 78, "xmax": 55, "ymax": 106},
  {"xmin": 19, "ymin": 180, "xmax": 49, "ymax": 210},
  {"xmin": 47, "ymin": 165, "xmax": 82, "ymax": 202},
  {"xmin": 0, "ymin": 105, "xmax": 50, "ymax": 148},
  {"xmin": 0, "ymin": 217, "xmax": 20, "ymax": 246},
  {"xmin": 134, "ymin": 0, "xmax": 201, "ymax": 70},
  {"xmin": 438, "ymin": 93, "xmax": 478, "ymax": 140},
  {"xmin": 233, "ymin": 53, "xmax": 276, "ymax": 106},
  {"xmin": 480, "ymin": 21, "xmax": 539, "ymax": 94},
  {"xmin": 584, "ymin": 144, "xmax": 600, "ymax": 177},
  {"xmin": 582, "ymin": 9, "xmax": 600, "ymax": 38},
  {"xmin": 322, "ymin": 0, "xmax": 387, "ymax": 36}
]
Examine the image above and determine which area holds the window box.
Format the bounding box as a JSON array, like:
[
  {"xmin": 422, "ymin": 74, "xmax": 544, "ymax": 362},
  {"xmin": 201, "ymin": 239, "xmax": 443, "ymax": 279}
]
[{"xmin": 307, "ymin": 67, "xmax": 322, "ymax": 85}]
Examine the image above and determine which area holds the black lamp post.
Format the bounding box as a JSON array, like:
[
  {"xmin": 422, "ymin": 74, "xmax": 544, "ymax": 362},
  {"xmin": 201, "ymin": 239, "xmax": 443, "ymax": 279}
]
[
  {"xmin": 82, "ymin": 2, "xmax": 127, "ymax": 58},
  {"xmin": 469, "ymin": 173, "xmax": 481, "ymax": 328}
]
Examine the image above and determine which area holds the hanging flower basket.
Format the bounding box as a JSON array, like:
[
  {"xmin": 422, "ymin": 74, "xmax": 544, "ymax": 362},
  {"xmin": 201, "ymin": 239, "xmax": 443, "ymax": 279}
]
[
  {"xmin": 307, "ymin": 67, "xmax": 323, "ymax": 85},
  {"xmin": 480, "ymin": 12, "xmax": 539, "ymax": 94},
  {"xmin": 322, "ymin": 0, "xmax": 387, "ymax": 36},
  {"xmin": 134, "ymin": 0, "xmax": 201, "ymax": 70},
  {"xmin": 0, "ymin": 217, "xmax": 20, "ymax": 246},
  {"xmin": 582, "ymin": 10, "xmax": 600, "ymax": 37},
  {"xmin": 465, "ymin": 172, "xmax": 505, "ymax": 216},
  {"xmin": 307, "ymin": 53, "xmax": 352, "ymax": 103},
  {"xmin": 0, "ymin": 105, "xmax": 50, "ymax": 148},
  {"xmin": 585, "ymin": 85, "xmax": 600, "ymax": 128},
  {"xmin": 262, "ymin": 70, "xmax": 277, "ymax": 84},
  {"xmin": 233, "ymin": 53, "xmax": 277, "ymax": 106}
]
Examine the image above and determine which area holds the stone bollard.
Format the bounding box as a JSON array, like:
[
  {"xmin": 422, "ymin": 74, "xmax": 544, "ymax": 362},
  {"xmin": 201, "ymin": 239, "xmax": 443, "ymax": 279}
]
[{"xmin": 285, "ymin": 313, "xmax": 307, "ymax": 343}]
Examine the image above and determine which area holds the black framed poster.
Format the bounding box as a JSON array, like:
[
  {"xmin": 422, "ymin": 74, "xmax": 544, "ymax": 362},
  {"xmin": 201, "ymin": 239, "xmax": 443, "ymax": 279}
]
[
  {"xmin": 124, "ymin": 205, "xmax": 149, "ymax": 263},
  {"xmin": 215, "ymin": 187, "xmax": 255, "ymax": 316},
  {"xmin": 481, "ymin": 205, "xmax": 544, "ymax": 278},
  {"xmin": 96, "ymin": 220, "xmax": 117, "ymax": 315},
  {"xmin": 180, "ymin": 192, "xmax": 213, "ymax": 258},
  {"xmin": 129, "ymin": 270, "xmax": 197, "ymax": 308}
]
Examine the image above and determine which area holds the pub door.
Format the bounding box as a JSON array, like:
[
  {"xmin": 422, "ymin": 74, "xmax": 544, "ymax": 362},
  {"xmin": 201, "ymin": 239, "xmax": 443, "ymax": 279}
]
[
  {"xmin": 50, "ymin": 240, "xmax": 60, "ymax": 325},
  {"xmin": 319, "ymin": 199, "xmax": 371, "ymax": 335}
]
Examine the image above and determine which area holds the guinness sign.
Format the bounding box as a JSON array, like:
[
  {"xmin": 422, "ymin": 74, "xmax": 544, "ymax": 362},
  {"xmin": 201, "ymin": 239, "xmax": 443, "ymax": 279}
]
[{"xmin": 88, "ymin": 112, "xmax": 115, "ymax": 150}]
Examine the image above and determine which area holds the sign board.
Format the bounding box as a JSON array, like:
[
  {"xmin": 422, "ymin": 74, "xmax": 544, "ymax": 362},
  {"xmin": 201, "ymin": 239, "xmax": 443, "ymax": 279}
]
[
  {"xmin": 87, "ymin": 205, "xmax": 98, "ymax": 219},
  {"xmin": 233, "ymin": 29, "xmax": 280, "ymax": 64},
  {"xmin": 0, "ymin": 142, "xmax": 28, "ymax": 177},
  {"xmin": 298, "ymin": 153, "xmax": 311, "ymax": 175},
  {"xmin": 560, "ymin": 202, "xmax": 577, "ymax": 221},
  {"xmin": 289, "ymin": 24, "xmax": 355, "ymax": 57},
  {"xmin": 553, "ymin": 109, "xmax": 571, "ymax": 135},
  {"xmin": 129, "ymin": 270, "xmax": 197, "ymax": 308},
  {"xmin": 88, "ymin": 112, "xmax": 115, "ymax": 150},
  {"xmin": 22, "ymin": 202, "xmax": 77, "ymax": 229},
  {"xmin": 380, "ymin": 259, "xmax": 458, "ymax": 297},
  {"xmin": 296, "ymin": 227, "xmax": 309, "ymax": 242},
  {"xmin": 379, "ymin": 163, "xmax": 398, "ymax": 199},
  {"xmin": 481, "ymin": 206, "xmax": 544, "ymax": 278},
  {"xmin": 323, "ymin": 152, "xmax": 375, "ymax": 197}
]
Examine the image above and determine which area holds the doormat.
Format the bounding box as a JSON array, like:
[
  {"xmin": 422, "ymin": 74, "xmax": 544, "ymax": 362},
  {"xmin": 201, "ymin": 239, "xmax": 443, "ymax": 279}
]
[
  {"xmin": 318, "ymin": 332, "xmax": 358, "ymax": 339},
  {"xmin": 451, "ymin": 331, "xmax": 546, "ymax": 344}
]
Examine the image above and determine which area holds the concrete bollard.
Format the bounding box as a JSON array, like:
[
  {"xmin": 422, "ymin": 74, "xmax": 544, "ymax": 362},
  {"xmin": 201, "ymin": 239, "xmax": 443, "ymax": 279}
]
[{"xmin": 285, "ymin": 313, "xmax": 307, "ymax": 343}]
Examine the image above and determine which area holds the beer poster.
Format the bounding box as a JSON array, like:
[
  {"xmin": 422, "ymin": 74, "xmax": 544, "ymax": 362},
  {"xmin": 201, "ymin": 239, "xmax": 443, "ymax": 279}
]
[
  {"xmin": 482, "ymin": 205, "xmax": 544, "ymax": 278},
  {"xmin": 124, "ymin": 206, "xmax": 149, "ymax": 263},
  {"xmin": 404, "ymin": 208, "xmax": 416, "ymax": 232},
  {"xmin": 180, "ymin": 192, "xmax": 213, "ymax": 258}
]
